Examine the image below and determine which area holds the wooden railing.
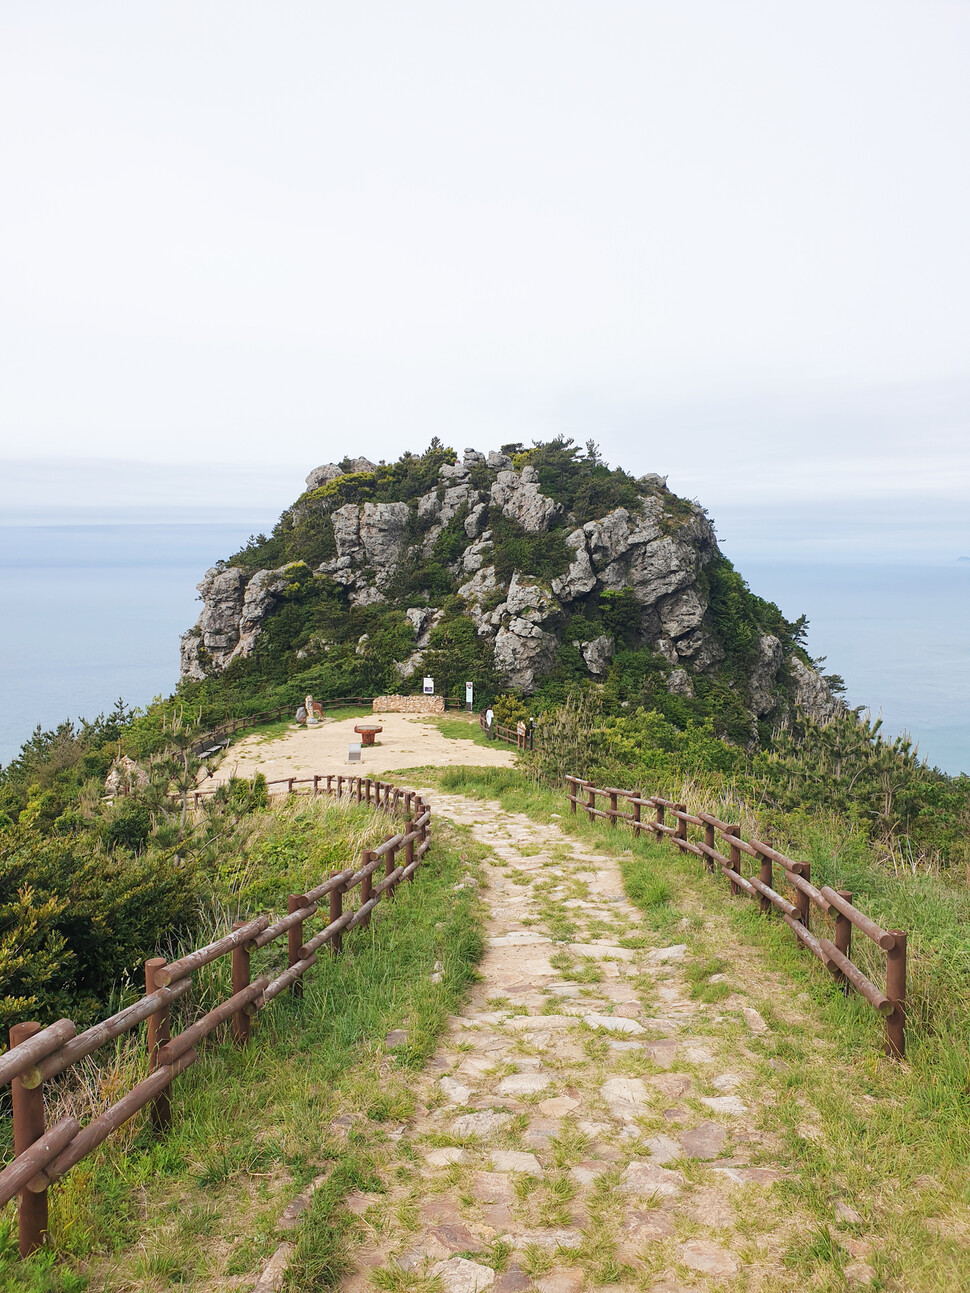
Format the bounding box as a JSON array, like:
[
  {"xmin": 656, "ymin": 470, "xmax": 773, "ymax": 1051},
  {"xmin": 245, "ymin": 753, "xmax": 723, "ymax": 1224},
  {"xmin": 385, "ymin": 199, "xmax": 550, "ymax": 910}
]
[
  {"xmin": 478, "ymin": 712, "xmax": 535, "ymax": 749},
  {"xmin": 565, "ymin": 776, "xmax": 907, "ymax": 1060},
  {"xmin": 191, "ymin": 772, "xmax": 416, "ymax": 812},
  {"xmin": 0, "ymin": 776, "xmax": 432, "ymax": 1258}
]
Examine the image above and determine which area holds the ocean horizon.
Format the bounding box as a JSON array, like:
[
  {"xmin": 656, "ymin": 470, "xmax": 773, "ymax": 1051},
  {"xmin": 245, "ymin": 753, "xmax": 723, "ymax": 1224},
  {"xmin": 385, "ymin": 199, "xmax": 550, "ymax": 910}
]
[{"xmin": 1, "ymin": 515, "xmax": 966, "ymax": 776}]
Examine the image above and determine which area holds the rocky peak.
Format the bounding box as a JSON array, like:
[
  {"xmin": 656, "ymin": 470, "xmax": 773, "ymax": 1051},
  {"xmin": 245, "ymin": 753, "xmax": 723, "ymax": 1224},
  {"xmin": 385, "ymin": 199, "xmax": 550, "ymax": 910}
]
[{"xmin": 181, "ymin": 440, "xmax": 839, "ymax": 734}]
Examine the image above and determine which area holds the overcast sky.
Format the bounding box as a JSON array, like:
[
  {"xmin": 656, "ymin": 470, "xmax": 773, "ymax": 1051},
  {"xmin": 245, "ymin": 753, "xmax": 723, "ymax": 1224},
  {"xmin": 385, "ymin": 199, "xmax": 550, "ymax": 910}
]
[{"xmin": 1, "ymin": 1, "xmax": 968, "ymax": 516}]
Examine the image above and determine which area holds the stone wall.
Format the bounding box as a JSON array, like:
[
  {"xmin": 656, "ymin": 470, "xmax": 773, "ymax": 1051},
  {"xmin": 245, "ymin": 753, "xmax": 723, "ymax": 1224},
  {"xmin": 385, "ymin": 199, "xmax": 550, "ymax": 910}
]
[{"xmin": 372, "ymin": 694, "xmax": 445, "ymax": 714}]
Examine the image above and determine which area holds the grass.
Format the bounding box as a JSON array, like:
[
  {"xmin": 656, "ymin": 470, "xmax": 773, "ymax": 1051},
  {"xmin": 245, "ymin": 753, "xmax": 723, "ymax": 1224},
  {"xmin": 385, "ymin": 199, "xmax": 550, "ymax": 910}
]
[
  {"xmin": 421, "ymin": 715, "xmax": 494, "ymax": 750},
  {"xmin": 418, "ymin": 761, "xmax": 970, "ymax": 1291},
  {"xmin": 0, "ymin": 805, "xmax": 488, "ymax": 1293}
]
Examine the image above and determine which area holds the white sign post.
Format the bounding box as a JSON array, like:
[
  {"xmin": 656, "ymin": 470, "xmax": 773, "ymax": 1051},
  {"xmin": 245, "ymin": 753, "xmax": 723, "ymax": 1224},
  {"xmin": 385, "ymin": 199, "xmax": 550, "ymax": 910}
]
[
  {"xmin": 423, "ymin": 677, "xmax": 435, "ymax": 695},
  {"xmin": 465, "ymin": 681, "xmax": 474, "ymax": 712}
]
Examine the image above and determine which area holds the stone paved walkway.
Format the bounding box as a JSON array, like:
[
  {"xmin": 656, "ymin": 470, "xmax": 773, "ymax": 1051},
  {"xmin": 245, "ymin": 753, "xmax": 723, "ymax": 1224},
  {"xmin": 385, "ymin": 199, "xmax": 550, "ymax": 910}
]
[{"xmin": 335, "ymin": 793, "xmax": 823, "ymax": 1293}]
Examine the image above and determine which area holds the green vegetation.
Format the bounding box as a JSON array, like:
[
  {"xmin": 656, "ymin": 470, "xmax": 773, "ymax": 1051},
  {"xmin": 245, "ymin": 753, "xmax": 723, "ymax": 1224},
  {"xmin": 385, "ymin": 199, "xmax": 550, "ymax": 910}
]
[
  {"xmin": 513, "ymin": 437, "xmax": 643, "ymax": 524},
  {"xmin": 0, "ymin": 803, "xmax": 487, "ymax": 1292},
  {"xmin": 0, "ymin": 695, "xmax": 402, "ymax": 1027},
  {"xmin": 525, "ymin": 689, "xmax": 970, "ymax": 870}
]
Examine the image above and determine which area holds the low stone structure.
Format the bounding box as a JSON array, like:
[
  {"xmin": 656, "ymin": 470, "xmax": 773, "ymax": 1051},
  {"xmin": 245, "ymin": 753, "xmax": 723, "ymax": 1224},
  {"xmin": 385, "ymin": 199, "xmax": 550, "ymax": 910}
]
[{"xmin": 372, "ymin": 694, "xmax": 445, "ymax": 714}]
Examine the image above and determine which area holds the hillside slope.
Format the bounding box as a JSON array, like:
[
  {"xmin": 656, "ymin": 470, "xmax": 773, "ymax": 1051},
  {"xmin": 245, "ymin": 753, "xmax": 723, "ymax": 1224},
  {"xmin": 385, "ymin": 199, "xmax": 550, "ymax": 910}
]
[{"xmin": 179, "ymin": 439, "xmax": 836, "ymax": 742}]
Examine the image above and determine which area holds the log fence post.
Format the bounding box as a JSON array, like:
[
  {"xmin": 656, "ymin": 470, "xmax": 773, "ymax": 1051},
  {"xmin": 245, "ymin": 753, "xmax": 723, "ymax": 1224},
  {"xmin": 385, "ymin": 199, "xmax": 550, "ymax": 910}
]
[
  {"xmin": 655, "ymin": 801, "xmax": 665, "ymax": 836},
  {"xmin": 288, "ymin": 895, "xmax": 308, "ymax": 997},
  {"xmin": 313, "ymin": 775, "xmax": 320, "ymax": 797},
  {"xmin": 758, "ymin": 848, "xmax": 773, "ymax": 914},
  {"xmin": 385, "ymin": 841, "xmax": 397, "ymax": 896},
  {"xmin": 231, "ymin": 919, "xmax": 251, "ymax": 1045},
  {"xmin": 704, "ymin": 821, "xmax": 716, "ymax": 873},
  {"xmin": 405, "ymin": 821, "xmax": 415, "ymax": 875},
  {"xmin": 11, "ymin": 1021, "xmax": 46, "ymax": 1257},
  {"xmin": 586, "ymin": 784, "xmax": 596, "ymax": 822},
  {"xmin": 360, "ymin": 852, "xmax": 375, "ymax": 926},
  {"xmin": 793, "ymin": 862, "xmax": 811, "ymax": 928},
  {"xmin": 832, "ymin": 889, "xmax": 852, "ymax": 989},
  {"xmin": 674, "ymin": 804, "xmax": 688, "ymax": 848},
  {"xmin": 144, "ymin": 957, "xmax": 172, "ymax": 1131},
  {"xmin": 632, "ymin": 794, "xmax": 642, "ymax": 835},
  {"xmin": 885, "ymin": 931, "xmax": 907, "ymax": 1059},
  {"xmin": 287, "ymin": 778, "xmax": 295, "ymax": 796},
  {"xmin": 330, "ymin": 875, "xmax": 344, "ymax": 956},
  {"xmin": 608, "ymin": 790, "xmax": 618, "ymax": 827},
  {"xmin": 725, "ymin": 825, "xmax": 741, "ymax": 893}
]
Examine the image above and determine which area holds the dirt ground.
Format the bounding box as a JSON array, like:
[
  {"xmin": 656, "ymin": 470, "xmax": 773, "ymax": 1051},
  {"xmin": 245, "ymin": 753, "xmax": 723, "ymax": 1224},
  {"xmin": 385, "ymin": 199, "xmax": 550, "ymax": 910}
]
[{"xmin": 208, "ymin": 711, "xmax": 514, "ymax": 787}]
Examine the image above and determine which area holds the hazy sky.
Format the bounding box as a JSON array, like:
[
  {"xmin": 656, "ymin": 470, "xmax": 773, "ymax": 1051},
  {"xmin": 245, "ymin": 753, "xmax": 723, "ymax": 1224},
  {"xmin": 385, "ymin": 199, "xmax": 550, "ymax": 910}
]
[{"xmin": 2, "ymin": 1, "xmax": 969, "ymax": 512}]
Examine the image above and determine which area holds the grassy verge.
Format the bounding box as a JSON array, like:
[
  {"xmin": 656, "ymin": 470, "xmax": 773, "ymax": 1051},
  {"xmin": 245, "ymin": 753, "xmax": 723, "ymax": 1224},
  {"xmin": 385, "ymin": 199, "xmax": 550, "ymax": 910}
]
[
  {"xmin": 0, "ymin": 806, "xmax": 487, "ymax": 1293},
  {"xmin": 420, "ymin": 715, "xmax": 494, "ymax": 750},
  {"xmin": 422, "ymin": 763, "xmax": 970, "ymax": 1291}
]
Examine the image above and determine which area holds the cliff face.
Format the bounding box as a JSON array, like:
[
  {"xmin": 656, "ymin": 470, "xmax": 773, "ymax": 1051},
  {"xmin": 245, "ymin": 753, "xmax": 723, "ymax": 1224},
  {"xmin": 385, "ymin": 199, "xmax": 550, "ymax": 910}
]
[{"xmin": 180, "ymin": 443, "xmax": 837, "ymax": 733}]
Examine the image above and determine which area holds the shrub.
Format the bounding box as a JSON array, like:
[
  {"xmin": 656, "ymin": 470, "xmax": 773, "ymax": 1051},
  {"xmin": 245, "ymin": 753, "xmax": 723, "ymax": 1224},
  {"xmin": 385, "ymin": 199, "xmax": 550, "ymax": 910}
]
[{"xmin": 492, "ymin": 694, "xmax": 529, "ymax": 728}]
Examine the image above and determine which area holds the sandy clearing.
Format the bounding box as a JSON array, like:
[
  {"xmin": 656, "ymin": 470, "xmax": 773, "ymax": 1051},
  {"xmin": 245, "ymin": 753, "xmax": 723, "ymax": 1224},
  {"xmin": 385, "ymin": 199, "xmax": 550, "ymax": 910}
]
[{"xmin": 208, "ymin": 712, "xmax": 514, "ymax": 787}]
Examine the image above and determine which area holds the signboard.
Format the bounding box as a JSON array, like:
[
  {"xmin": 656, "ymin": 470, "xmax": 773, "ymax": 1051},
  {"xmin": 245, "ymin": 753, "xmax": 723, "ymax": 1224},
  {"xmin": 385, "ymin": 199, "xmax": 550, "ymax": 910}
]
[
  {"xmin": 465, "ymin": 681, "xmax": 474, "ymax": 711},
  {"xmin": 423, "ymin": 677, "xmax": 435, "ymax": 695}
]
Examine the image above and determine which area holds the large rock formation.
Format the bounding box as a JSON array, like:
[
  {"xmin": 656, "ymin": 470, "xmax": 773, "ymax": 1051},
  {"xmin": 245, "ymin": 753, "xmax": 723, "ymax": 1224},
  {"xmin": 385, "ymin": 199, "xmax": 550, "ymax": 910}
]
[
  {"xmin": 180, "ymin": 446, "xmax": 838, "ymax": 730},
  {"xmin": 180, "ymin": 562, "xmax": 306, "ymax": 680}
]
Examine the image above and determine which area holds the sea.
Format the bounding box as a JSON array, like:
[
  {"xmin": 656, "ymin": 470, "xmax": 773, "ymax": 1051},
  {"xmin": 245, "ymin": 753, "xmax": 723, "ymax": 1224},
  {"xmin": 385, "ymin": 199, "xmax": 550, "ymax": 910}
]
[{"xmin": 1, "ymin": 513, "xmax": 967, "ymax": 776}]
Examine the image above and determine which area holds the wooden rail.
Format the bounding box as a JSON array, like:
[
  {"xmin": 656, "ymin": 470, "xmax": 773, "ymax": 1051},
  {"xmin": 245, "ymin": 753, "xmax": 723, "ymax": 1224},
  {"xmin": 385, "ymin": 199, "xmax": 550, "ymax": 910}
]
[
  {"xmin": 479, "ymin": 712, "xmax": 535, "ymax": 750},
  {"xmin": 565, "ymin": 776, "xmax": 907, "ymax": 1060},
  {"xmin": 0, "ymin": 775, "xmax": 433, "ymax": 1259}
]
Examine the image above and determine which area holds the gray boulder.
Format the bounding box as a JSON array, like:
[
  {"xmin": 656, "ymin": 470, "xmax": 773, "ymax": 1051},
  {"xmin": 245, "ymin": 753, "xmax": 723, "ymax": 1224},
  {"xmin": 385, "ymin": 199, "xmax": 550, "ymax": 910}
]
[
  {"xmin": 578, "ymin": 634, "xmax": 615, "ymax": 675},
  {"xmin": 494, "ymin": 619, "xmax": 558, "ymax": 690},
  {"xmin": 439, "ymin": 461, "xmax": 469, "ymax": 482},
  {"xmin": 551, "ymin": 529, "xmax": 597, "ymax": 600},
  {"xmin": 305, "ymin": 462, "xmax": 345, "ymax": 490},
  {"xmin": 749, "ymin": 634, "xmax": 784, "ymax": 716},
  {"xmin": 791, "ymin": 657, "xmax": 840, "ymax": 723},
  {"xmin": 322, "ymin": 501, "xmax": 410, "ymax": 597},
  {"xmin": 667, "ymin": 668, "xmax": 695, "ymax": 698},
  {"xmin": 490, "ymin": 469, "xmax": 559, "ymax": 533},
  {"xmin": 180, "ymin": 563, "xmax": 301, "ymax": 678},
  {"xmin": 461, "ymin": 533, "xmax": 494, "ymax": 574},
  {"xmin": 405, "ymin": 606, "xmax": 442, "ymax": 648},
  {"xmin": 487, "ymin": 450, "xmax": 513, "ymax": 470},
  {"xmin": 659, "ymin": 587, "xmax": 706, "ymax": 640}
]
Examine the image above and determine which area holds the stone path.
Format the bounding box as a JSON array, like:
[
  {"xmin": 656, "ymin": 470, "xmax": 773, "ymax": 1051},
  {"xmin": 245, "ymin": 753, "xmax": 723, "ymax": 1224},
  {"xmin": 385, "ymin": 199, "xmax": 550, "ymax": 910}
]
[{"xmin": 333, "ymin": 793, "xmax": 830, "ymax": 1293}]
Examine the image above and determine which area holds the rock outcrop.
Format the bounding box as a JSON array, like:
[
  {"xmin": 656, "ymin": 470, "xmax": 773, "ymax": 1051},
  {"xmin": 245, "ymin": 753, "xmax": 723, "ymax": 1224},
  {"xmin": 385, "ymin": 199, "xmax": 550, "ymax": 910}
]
[
  {"xmin": 180, "ymin": 562, "xmax": 305, "ymax": 679},
  {"xmin": 181, "ymin": 445, "xmax": 838, "ymax": 732}
]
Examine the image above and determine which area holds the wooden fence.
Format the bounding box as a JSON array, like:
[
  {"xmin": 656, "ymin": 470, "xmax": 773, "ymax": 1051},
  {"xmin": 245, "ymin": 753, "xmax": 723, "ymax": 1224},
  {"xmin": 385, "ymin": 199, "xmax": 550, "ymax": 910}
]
[
  {"xmin": 565, "ymin": 776, "xmax": 907, "ymax": 1060},
  {"xmin": 478, "ymin": 712, "xmax": 535, "ymax": 750},
  {"xmin": 0, "ymin": 775, "xmax": 432, "ymax": 1259}
]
